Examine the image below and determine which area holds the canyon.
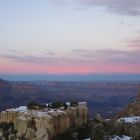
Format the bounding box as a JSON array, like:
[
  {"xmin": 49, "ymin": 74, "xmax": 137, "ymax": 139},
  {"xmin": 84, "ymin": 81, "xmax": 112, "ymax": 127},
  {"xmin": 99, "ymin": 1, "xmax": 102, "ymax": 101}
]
[{"xmin": 0, "ymin": 79, "xmax": 140, "ymax": 118}]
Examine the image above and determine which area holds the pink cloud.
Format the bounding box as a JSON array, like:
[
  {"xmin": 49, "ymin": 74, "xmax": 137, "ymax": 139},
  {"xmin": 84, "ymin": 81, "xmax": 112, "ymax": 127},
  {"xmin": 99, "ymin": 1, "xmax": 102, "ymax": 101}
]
[
  {"xmin": 126, "ymin": 39, "xmax": 140, "ymax": 48},
  {"xmin": 0, "ymin": 45, "xmax": 140, "ymax": 74},
  {"xmin": 0, "ymin": 59, "xmax": 140, "ymax": 74}
]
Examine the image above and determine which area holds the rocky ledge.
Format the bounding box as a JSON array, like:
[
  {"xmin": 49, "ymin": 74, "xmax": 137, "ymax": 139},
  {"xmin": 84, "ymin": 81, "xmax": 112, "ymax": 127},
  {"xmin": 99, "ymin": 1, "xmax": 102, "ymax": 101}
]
[{"xmin": 0, "ymin": 102, "xmax": 88, "ymax": 140}]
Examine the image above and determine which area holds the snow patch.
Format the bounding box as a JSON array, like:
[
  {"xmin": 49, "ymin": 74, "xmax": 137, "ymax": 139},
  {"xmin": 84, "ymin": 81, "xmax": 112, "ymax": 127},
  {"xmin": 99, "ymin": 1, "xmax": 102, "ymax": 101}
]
[
  {"xmin": 4, "ymin": 102, "xmax": 85, "ymax": 117},
  {"xmin": 6, "ymin": 106, "xmax": 27, "ymax": 112},
  {"xmin": 118, "ymin": 116, "xmax": 140, "ymax": 123},
  {"xmin": 110, "ymin": 135, "xmax": 132, "ymax": 140},
  {"xmin": 66, "ymin": 102, "xmax": 70, "ymax": 106},
  {"xmin": 78, "ymin": 102, "xmax": 86, "ymax": 105},
  {"xmin": 6, "ymin": 105, "xmax": 66, "ymax": 117}
]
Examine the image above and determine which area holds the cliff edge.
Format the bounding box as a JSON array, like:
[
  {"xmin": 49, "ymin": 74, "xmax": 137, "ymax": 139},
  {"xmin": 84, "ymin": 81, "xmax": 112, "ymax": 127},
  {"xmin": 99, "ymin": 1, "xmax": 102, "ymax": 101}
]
[{"xmin": 0, "ymin": 102, "xmax": 88, "ymax": 140}]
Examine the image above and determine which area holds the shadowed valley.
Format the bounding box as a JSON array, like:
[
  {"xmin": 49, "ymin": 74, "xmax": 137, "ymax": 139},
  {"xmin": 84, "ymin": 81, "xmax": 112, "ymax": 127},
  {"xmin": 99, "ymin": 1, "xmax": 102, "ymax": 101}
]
[{"xmin": 0, "ymin": 79, "xmax": 140, "ymax": 118}]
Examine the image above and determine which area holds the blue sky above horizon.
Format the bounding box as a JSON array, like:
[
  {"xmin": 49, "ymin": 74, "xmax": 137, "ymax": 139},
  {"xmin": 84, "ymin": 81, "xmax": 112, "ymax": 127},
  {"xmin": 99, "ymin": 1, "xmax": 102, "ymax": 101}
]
[{"xmin": 0, "ymin": 0, "xmax": 140, "ymax": 81}]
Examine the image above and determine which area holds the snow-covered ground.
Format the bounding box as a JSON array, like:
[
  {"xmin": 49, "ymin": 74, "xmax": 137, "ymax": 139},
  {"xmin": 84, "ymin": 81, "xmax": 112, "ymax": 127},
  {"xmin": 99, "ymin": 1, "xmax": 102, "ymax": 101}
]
[
  {"xmin": 6, "ymin": 106, "xmax": 27, "ymax": 112},
  {"xmin": 66, "ymin": 102, "xmax": 70, "ymax": 106},
  {"xmin": 110, "ymin": 135, "xmax": 132, "ymax": 140},
  {"xmin": 5, "ymin": 105, "xmax": 66, "ymax": 117},
  {"xmin": 118, "ymin": 116, "xmax": 140, "ymax": 123},
  {"xmin": 84, "ymin": 136, "xmax": 132, "ymax": 140},
  {"xmin": 4, "ymin": 102, "xmax": 86, "ymax": 117},
  {"xmin": 84, "ymin": 138, "xmax": 91, "ymax": 140},
  {"xmin": 5, "ymin": 102, "xmax": 85, "ymax": 116}
]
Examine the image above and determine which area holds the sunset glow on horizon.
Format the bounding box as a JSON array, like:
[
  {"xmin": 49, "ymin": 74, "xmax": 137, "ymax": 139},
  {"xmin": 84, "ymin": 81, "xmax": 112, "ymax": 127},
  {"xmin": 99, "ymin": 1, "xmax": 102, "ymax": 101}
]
[{"xmin": 0, "ymin": 0, "xmax": 140, "ymax": 79}]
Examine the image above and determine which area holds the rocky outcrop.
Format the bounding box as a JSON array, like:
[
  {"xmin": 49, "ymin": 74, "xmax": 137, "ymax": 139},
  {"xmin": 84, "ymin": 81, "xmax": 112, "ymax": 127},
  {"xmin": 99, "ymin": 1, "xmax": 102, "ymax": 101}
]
[
  {"xmin": 0, "ymin": 111, "xmax": 19, "ymax": 123},
  {"xmin": 114, "ymin": 91, "xmax": 140, "ymax": 119},
  {"xmin": 0, "ymin": 102, "xmax": 88, "ymax": 140}
]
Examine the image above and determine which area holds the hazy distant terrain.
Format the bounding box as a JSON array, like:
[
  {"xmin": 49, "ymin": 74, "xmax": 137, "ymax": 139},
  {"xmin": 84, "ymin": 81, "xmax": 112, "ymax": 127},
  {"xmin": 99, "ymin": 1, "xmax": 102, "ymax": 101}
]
[{"xmin": 0, "ymin": 79, "xmax": 140, "ymax": 118}]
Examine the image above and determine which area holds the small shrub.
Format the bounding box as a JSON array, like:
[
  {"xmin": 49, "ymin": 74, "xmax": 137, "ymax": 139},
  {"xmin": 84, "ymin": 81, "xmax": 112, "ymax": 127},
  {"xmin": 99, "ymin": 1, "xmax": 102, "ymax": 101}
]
[
  {"xmin": 63, "ymin": 103, "xmax": 68, "ymax": 110},
  {"xmin": 27, "ymin": 101, "xmax": 46, "ymax": 110},
  {"xmin": 77, "ymin": 125, "xmax": 91, "ymax": 140},
  {"xmin": 0, "ymin": 122, "xmax": 14, "ymax": 131},
  {"xmin": 70, "ymin": 101, "xmax": 78, "ymax": 107},
  {"xmin": 0, "ymin": 122, "xmax": 15, "ymax": 139},
  {"xmin": 51, "ymin": 102, "xmax": 64, "ymax": 109}
]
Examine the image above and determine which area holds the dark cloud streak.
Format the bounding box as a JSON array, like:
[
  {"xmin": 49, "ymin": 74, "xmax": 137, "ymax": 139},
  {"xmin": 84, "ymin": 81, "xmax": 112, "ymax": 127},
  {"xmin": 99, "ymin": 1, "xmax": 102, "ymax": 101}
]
[
  {"xmin": 73, "ymin": 48, "xmax": 140, "ymax": 64},
  {"xmin": 1, "ymin": 46, "xmax": 140, "ymax": 66},
  {"xmin": 81, "ymin": 0, "xmax": 140, "ymax": 16},
  {"xmin": 51, "ymin": 0, "xmax": 140, "ymax": 16}
]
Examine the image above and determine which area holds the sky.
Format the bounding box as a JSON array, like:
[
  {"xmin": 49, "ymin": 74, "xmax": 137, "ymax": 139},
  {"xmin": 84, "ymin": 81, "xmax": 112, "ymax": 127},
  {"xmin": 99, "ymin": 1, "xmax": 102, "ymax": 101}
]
[{"xmin": 0, "ymin": 0, "xmax": 140, "ymax": 81}]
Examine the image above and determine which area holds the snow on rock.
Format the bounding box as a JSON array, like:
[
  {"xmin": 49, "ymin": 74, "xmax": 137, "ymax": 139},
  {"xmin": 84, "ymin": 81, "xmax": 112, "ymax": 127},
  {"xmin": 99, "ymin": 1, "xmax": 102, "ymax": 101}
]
[
  {"xmin": 78, "ymin": 102, "xmax": 87, "ymax": 105},
  {"xmin": 66, "ymin": 102, "xmax": 70, "ymax": 106},
  {"xmin": 110, "ymin": 135, "xmax": 132, "ymax": 140},
  {"xmin": 4, "ymin": 102, "xmax": 87, "ymax": 118},
  {"xmin": 118, "ymin": 116, "xmax": 140, "ymax": 123},
  {"xmin": 5, "ymin": 105, "xmax": 66, "ymax": 117},
  {"xmin": 0, "ymin": 102, "xmax": 88, "ymax": 140},
  {"xmin": 6, "ymin": 106, "xmax": 27, "ymax": 113},
  {"xmin": 84, "ymin": 138, "xmax": 91, "ymax": 140}
]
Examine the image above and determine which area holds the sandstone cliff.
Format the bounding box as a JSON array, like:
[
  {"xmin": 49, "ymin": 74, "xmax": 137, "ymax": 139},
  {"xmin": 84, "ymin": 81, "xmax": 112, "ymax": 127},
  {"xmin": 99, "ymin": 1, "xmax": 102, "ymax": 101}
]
[{"xmin": 0, "ymin": 102, "xmax": 88, "ymax": 140}]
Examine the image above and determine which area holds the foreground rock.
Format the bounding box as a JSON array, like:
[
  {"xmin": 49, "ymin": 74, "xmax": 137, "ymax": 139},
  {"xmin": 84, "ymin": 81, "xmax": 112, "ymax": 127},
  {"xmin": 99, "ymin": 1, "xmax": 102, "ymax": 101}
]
[
  {"xmin": 90, "ymin": 91, "xmax": 140, "ymax": 140},
  {"xmin": 115, "ymin": 91, "xmax": 140, "ymax": 119},
  {"xmin": 0, "ymin": 102, "xmax": 88, "ymax": 140}
]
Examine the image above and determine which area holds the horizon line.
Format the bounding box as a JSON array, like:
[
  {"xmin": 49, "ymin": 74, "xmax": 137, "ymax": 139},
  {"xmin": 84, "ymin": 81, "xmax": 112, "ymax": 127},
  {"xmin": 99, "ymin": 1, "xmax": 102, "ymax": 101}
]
[{"xmin": 0, "ymin": 73, "xmax": 140, "ymax": 81}]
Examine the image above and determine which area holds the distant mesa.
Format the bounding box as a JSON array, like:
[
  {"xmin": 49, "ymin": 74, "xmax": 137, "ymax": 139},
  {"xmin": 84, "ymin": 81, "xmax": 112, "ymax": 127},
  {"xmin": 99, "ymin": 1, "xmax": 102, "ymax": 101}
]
[
  {"xmin": 0, "ymin": 78, "xmax": 6, "ymax": 84},
  {"xmin": 0, "ymin": 78, "xmax": 11, "ymax": 91},
  {"xmin": 114, "ymin": 90, "xmax": 140, "ymax": 119},
  {"xmin": 0, "ymin": 78, "xmax": 9, "ymax": 85}
]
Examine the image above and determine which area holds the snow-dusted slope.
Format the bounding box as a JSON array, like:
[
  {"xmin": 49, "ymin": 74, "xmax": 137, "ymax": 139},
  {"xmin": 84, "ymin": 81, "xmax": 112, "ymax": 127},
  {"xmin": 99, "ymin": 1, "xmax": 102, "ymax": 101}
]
[{"xmin": 118, "ymin": 116, "xmax": 140, "ymax": 123}]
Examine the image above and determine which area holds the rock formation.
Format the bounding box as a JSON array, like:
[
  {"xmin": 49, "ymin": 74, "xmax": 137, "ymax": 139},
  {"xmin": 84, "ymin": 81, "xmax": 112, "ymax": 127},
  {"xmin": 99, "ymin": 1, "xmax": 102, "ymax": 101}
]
[
  {"xmin": 114, "ymin": 90, "xmax": 140, "ymax": 119},
  {"xmin": 0, "ymin": 102, "xmax": 88, "ymax": 140}
]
